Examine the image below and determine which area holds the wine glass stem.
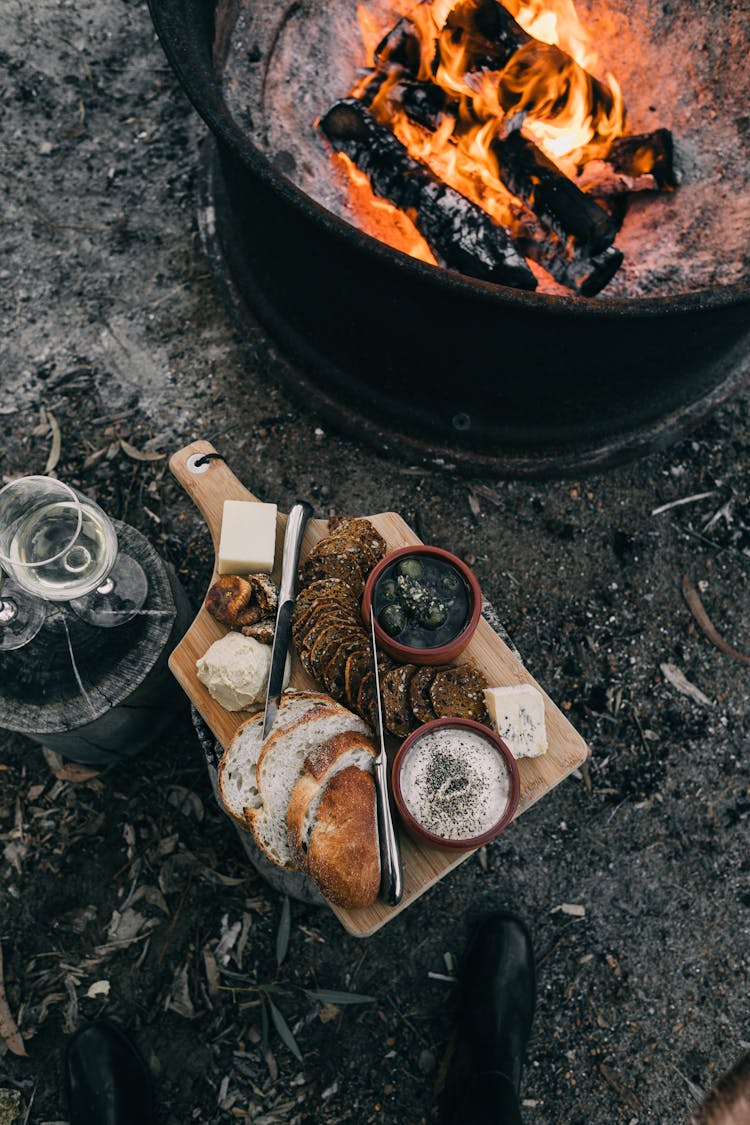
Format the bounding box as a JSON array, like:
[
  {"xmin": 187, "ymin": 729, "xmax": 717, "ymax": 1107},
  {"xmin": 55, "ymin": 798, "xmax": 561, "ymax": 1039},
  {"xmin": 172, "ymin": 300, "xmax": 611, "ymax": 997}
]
[{"xmin": 0, "ymin": 598, "xmax": 17, "ymax": 625}]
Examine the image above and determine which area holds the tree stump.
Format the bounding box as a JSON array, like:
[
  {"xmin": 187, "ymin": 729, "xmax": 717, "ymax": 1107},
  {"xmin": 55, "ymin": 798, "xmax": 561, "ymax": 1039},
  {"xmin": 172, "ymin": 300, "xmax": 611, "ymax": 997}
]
[{"xmin": 0, "ymin": 523, "xmax": 193, "ymax": 765}]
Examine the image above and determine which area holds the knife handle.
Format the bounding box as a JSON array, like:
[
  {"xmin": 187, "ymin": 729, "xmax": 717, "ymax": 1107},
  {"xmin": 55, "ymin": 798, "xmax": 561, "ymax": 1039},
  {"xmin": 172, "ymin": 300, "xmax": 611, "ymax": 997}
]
[
  {"xmin": 377, "ymin": 771, "xmax": 404, "ymax": 906},
  {"xmin": 279, "ymin": 502, "xmax": 314, "ymax": 602}
]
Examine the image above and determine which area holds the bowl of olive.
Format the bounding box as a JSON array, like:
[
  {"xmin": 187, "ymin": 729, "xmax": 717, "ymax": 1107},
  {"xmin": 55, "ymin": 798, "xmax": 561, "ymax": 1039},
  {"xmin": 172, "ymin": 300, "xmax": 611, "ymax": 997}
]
[{"xmin": 362, "ymin": 546, "xmax": 482, "ymax": 665}]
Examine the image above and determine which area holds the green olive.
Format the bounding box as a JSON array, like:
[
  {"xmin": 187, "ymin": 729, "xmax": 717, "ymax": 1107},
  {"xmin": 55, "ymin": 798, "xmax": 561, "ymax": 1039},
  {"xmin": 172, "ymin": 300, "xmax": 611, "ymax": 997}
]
[
  {"xmin": 420, "ymin": 602, "xmax": 448, "ymax": 630},
  {"xmin": 395, "ymin": 557, "xmax": 424, "ymax": 580},
  {"xmin": 378, "ymin": 578, "xmax": 398, "ymax": 603},
  {"xmin": 379, "ymin": 603, "xmax": 406, "ymax": 637},
  {"xmin": 441, "ymin": 569, "xmax": 461, "ymax": 593}
]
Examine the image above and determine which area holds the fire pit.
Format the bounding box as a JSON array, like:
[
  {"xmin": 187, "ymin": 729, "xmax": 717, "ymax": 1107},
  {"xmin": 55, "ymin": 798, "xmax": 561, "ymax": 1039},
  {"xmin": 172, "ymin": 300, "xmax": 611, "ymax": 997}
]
[{"xmin": 148, "ymin": 0, "xmax": 750, "ymax": 475}]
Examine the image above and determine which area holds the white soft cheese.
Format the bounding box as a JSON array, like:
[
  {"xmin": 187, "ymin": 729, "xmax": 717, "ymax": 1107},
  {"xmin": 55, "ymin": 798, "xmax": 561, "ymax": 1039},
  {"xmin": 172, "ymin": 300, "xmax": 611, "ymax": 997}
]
[
  {"xmin": 484, "ymin": 684, "xmax": 548, "ymax": 759},
  {"xmin": 218, "ymin": 500, "xmax": 277, "ymax": 575},
  {"xmin": 196, "ymin": 632, "xmax": 290, "ymax": 712}
]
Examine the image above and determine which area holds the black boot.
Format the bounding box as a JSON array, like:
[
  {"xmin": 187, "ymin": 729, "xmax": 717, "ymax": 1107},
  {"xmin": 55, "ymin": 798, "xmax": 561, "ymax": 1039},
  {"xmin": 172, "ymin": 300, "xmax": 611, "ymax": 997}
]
[
  {"xmin": 65, "ymin": 1019, "xmax": 155, "ymax": 1125},
  {"xmin": 440, "ymin": 912, "xmax": 536, "ymax": 1125}
]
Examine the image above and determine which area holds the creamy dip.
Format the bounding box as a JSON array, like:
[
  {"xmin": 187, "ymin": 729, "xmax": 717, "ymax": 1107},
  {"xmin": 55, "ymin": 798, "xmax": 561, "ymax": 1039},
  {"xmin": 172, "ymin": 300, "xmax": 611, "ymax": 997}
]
[{"xmin": 400, "ymin": 728, "xmax": 510, "ymax": 841}]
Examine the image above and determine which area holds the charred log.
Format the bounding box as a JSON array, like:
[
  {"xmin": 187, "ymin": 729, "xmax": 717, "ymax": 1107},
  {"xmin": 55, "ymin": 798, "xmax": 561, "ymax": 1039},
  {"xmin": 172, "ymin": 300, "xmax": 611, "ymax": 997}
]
[
  {"xmin": 605, "ymin": 129, "xmax": 676, "ymax": 189},
  {"xmin": 396, "ymin": 80, "xmax": 455, "ymax": 130},
  {"xmin": 492, "ymin": 130, "xmax": 618, "ymax": 253},
  {"xmin": 319, "ymin": 99, "xmax": 537, "ymax": 291},
  {"xmin": 441, "ymin": 0, "xmax": 529, "ymax": 72},
  {"xmin": 512, "ymin": 209, "xmax": 623, "ymax": 296},
  {"xmin": 382, "ymin": 81, "xmax": 622, "ymax": 292},
  {"xmin": 374, "ymin": 18, "xmax": 422, "ymax": 72}
]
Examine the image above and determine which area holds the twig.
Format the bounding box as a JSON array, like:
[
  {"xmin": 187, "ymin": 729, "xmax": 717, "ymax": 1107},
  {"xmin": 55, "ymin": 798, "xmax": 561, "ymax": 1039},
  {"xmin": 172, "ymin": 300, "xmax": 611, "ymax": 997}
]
[
  {"xmin": 682, "ymin": 575, "xmax": 750, "ymax": 665},
  {"xmin": 651, "ymin": 491, "xmax": 716, "ymax": 516},
  {"xmin": 156, "ymin": 869, "xmax": 194, "ymax": 966}
]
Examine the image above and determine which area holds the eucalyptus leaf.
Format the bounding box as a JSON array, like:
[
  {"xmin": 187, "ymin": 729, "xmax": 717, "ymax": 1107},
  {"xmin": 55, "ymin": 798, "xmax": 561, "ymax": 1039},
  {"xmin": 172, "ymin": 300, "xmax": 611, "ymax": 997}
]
[
  {"xmin": 267, "ymin": 996, "xmax": 303, "ymax": 1061},
  {"xmin": 276, "ymin": 896, "xmax": 291, "ymax": 967},
  {"xmin": 260, "ymin": 996, "xmax": 269, "ymax": 1054},
  {"xmin": 303, "ymin": 988, "xmax": 375, "ymax": 1005}
]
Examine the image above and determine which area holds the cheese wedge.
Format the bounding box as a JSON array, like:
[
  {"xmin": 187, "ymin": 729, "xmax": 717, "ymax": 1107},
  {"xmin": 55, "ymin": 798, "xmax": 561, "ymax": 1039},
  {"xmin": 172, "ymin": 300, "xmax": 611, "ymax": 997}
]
[
  {"xmin": 218, "ymin": 500, "xmax": 277, "ymax": 575},
  {"xmin": 484, "ymin": 683, "xmax": 548, "ymax": 759}
]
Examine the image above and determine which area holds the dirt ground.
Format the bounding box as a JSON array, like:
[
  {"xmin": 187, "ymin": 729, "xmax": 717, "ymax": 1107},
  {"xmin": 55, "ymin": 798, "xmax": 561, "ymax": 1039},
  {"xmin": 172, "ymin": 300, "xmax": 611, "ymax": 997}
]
[{"xmin": 2, "ymin": 1, "xmax": 750, "ymax": 1123}]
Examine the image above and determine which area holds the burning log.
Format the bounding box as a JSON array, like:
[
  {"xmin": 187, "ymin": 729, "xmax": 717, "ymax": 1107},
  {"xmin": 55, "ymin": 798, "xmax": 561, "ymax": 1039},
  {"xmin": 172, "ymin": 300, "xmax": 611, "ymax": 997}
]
[
  {"xmin": 441, "ymin": 0, "xmax": 530, "ymax": 73},
  {"xmin": 374, "ymin": 18, "xmax": 422, "ymax": 72},
  {"xmin": 492, "ymin": 130, "xmax": 618, "ymax": 253},
  {"xmin": 515, "ymin": 217, "xmax": 623, "ymax": 296},
  {"xmin": 439, "ymin": 0, "xmax": 617, "ymax": 125},
  {"xmin": 319, "ymin": 99, "xmax": 537, "ymax": 291},
  {"xmin": 575, "ymin": 129, "xmax": 677, "ymax": 198},
  {"xmin": 606, "ymin": 129, "xmax": 676, "ymax": 190},
  {"xmin": 379, "ymin": 80, "xmax": 622, "ymax": 292}
]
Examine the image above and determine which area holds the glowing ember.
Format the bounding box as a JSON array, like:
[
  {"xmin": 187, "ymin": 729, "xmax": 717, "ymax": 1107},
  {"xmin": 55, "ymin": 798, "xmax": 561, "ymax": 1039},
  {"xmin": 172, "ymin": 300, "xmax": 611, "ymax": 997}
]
[{"xmin": 318, "ymin": 0, "xmax": 672, "ymax": 293}]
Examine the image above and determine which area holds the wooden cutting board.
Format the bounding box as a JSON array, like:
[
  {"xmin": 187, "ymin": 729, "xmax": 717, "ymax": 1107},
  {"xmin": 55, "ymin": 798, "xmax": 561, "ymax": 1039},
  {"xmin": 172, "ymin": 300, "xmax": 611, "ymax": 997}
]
[{"xmin": 169, "ymin": 440, "xmax": 589, "ymax": 936}]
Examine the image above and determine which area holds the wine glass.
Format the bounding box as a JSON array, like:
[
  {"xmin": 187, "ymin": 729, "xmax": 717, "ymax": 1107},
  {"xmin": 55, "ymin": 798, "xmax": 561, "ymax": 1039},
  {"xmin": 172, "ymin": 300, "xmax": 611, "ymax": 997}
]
[
  {"xmin": 0, "ymin": 566, "xmax": 47, "ymax": 651},
  {"xmin": 0, "ymin": 475, "xmax": 148, "ymax": 629}
]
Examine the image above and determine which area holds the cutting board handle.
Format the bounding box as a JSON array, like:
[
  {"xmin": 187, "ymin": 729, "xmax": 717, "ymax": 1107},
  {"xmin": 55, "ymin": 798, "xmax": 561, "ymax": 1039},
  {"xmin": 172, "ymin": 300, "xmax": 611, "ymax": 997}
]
[{"xmin": 169, "ymin": 440, "xmax": 262, "ymax": 553}]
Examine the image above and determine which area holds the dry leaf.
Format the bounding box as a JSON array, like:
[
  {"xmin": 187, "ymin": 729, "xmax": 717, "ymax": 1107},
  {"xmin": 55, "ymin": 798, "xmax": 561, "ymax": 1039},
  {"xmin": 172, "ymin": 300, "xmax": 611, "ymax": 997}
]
[
  {"xmin": 107, "ymin": 907, "xmax": 146, "ymax": 942},
  {"xmin": 53, "ymin": 763, "xmax": 101, "ymax": 783},
  {"xmin": 165, "ymin": 962, "xmax": 195, "ymax": 1019},
  {"xmin": 319, "ymin": 1003, "xmax": 341, "ymax": 1023},
  {"xmin": 0, "ymin": 944, "xmax": 27, "ymax": 1056},
  {"xmin": 167, "ymin": 786, "xmax": 204, "ymax": 821},
  {"xmin": 41, "ymin": 747, "xmax": 65, "ymax": 773},
  {"xmin": 44, "ymin": 409, "xmax": 62, "ymax": 473},
  {"xmin": 119, "ymin": 438, "xmax": 165, "ymax": 462},
  {"xmin": 203, "ymin": 950, "xmax": 220, "ymax": 998},
  {"xmin": 86, "ymin": 980, "xmax": 110, "ymax": 999},
  {"xmin": 660, "ymin": 662, "xmax": 713, "ymax": 707}
]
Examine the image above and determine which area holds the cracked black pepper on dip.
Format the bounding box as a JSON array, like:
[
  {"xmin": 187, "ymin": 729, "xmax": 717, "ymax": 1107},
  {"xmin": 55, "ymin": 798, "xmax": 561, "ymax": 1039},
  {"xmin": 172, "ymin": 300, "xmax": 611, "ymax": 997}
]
[{"xmin": 400, "ymin": 728, "xmax": 511, "ymax": 840}]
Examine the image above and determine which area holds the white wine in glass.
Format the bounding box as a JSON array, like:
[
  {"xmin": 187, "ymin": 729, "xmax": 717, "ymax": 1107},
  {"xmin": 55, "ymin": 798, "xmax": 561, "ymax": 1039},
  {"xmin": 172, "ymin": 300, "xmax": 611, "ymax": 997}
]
[
  {"xmin": 9, "ymin": 495, "xmax": 117, "ymax": 600},
  {"xmin": 0, "ymin": 475, "xmax": 147, "ymax": 630}
]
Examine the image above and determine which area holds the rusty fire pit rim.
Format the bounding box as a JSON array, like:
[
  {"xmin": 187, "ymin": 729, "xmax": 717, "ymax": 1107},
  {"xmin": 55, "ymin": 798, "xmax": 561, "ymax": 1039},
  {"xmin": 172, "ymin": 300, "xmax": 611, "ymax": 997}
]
[{"xmin": 148, "ymin": 0, "xmax": 750, "ymax": 318}]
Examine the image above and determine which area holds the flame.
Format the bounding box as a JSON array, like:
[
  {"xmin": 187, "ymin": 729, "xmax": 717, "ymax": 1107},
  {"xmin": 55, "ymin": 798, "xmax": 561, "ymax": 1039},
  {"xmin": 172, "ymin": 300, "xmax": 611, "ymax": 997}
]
[{"xmin": 344, "ymin": 0, "xmax": 627, "ymax": 270}]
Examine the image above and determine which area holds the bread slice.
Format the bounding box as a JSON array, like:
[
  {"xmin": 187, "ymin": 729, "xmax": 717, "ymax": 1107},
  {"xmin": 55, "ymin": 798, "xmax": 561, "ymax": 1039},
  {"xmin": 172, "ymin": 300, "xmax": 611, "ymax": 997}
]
[
  {"xmin": 286, "ymin": 730, "xmax": 377, "ymax": 866},
  {"xmin": 306, "ymin": 765, "xmax": 380, "ymax": 909},
  {"xmin": 247, "ymin": 703, "xmax": 371, "ymax": 868},
  {"xmin": 217, "ymin": 691, "xmax": 333, "ymax": 827}
]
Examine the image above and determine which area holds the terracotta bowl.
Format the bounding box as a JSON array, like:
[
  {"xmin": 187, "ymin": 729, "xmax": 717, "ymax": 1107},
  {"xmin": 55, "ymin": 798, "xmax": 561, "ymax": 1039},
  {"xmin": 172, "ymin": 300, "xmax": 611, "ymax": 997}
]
[
  {"xmin": 392, "ymin": 717, "xmax": 520, "ymax": 850},
  {"xmin": 361, "ymin": 545, "xmax": 482, "ymax": 666}
]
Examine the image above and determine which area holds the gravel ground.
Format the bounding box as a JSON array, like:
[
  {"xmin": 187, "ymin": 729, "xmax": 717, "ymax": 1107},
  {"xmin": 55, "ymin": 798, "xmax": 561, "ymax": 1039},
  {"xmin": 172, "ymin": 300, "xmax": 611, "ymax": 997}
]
[{"xmin": 1, "ymin": 2, "xmax": 749, "ymax": 1123}]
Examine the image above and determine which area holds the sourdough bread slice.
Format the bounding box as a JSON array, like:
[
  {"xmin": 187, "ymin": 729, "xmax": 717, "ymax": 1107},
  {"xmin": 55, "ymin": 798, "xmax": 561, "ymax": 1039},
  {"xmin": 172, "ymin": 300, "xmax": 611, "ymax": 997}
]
[
  {"xmin": 306, "ymin": 765, "xmax": 380, "ymax": 909},
  {"xmin": 218, "ymin": 691, "xmax": 332, "ymax": 827},
  {"xmin": 286, "ymin": 730, "xmax": 377, "ymax": 867},
  {"xmin": 248, "ymin": 703, "xmax": 370, "ymax": 868}
]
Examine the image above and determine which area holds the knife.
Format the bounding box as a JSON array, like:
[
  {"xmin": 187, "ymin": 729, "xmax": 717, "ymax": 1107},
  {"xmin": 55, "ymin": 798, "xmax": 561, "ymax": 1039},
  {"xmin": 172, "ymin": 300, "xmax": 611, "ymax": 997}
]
[
  {"xmin": 262, "ymin": 501, "xmax": 314, "ymax": 741},
  {"xmin": 369, "ymin": 609, "xmax": 404, "ymax": 906}
]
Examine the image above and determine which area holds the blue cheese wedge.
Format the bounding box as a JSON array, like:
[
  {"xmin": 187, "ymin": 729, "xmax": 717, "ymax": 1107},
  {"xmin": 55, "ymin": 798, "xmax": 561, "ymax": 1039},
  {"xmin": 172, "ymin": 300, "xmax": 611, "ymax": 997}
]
[
  {"xmin": 218, "ymin": 500, "xmax": 277, "ymax": 575},
  {"xmin": 484, "ymin": 684, "xmax": 548, "ymax": 759}
]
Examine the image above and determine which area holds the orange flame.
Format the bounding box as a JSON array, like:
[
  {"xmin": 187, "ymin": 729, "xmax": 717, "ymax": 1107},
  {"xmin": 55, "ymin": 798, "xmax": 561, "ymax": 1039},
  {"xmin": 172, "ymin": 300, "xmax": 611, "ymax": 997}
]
[{"xmin": 348, "ymin": 0, "xmax": 627, "ymax": 268}]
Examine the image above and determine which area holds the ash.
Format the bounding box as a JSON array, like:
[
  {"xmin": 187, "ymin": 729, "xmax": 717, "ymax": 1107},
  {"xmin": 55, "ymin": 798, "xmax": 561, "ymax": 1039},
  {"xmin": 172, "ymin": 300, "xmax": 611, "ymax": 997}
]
[{"xmin": 222, "ymin": 0, "xmax": 750, "ymax": 298}]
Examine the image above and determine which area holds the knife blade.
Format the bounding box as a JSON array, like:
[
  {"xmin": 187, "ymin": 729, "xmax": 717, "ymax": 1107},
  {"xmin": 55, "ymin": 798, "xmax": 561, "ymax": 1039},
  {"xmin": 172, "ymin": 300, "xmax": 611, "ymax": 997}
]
[
  {"xmin": 370, "ymin": 609, "xmax": 404, "ymax": 906},
  {"xmin": 262, "ymin": 501, "xmax": 313, "ymax": 742}
]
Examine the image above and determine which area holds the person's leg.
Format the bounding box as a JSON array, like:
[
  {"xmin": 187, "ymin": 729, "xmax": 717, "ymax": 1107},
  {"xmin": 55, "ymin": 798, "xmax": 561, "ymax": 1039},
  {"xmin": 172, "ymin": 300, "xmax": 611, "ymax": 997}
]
[
  {"xmin": 441, "ymin": 912, "xmax": 536, "ymax": 1125},
  {"xmin": 689, "ymin": 1052, "xmax": 750, "ymax": 1125},
  {"xmin": 66, "ymin": 1019, "xmax": 155, "ymax": 1125}
]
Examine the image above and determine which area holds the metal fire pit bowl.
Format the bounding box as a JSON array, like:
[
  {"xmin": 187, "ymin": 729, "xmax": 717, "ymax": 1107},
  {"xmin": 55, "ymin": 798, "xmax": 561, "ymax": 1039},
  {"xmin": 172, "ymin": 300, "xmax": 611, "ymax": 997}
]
[{"xmin": 148, "ymin": 0, "xmax": 750, "ymax": 477}]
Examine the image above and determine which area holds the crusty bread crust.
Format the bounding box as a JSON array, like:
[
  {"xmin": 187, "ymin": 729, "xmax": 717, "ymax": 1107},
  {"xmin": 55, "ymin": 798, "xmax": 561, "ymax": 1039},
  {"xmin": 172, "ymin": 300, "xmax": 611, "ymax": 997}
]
[
  {"xmin": 306, "ymin": 766, "xmax": 380, "ymax": 909},
  {"xmin": 286, "ymin": 731, "xmax": 377, "ymax": 866},
  {"xmin": 218, "ymin": 691, "xmax": 332, "ymax": 827}
]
